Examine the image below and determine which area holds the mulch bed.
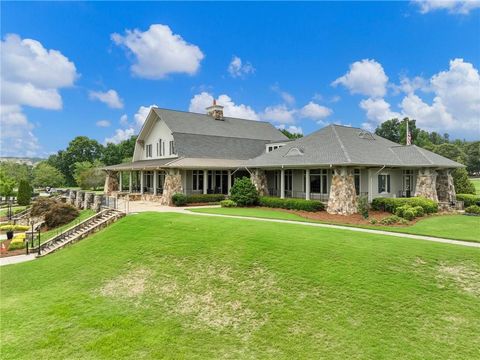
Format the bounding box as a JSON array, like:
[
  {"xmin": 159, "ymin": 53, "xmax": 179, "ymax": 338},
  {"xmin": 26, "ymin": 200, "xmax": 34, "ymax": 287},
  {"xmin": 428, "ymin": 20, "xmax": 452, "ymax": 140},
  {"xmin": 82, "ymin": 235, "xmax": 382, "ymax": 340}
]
[{"xmin": 0, "ymin": 238, "xmax": 27, "ymax": 258}]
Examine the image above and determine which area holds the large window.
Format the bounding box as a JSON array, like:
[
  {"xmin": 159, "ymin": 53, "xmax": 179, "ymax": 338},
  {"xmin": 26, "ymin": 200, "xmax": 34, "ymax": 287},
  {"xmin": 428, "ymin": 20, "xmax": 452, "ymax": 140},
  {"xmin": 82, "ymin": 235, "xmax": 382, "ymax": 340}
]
[
  {"xmin": 354, "ymin": 169, "xmax": 360, "ymax": 195},
  {"xmin": 145, "ymin": 144, "xmax": 152, "ymax": 158},
  {"xmin": 306, "ymin": 169, "xmax": 328, "ymax": 194},
  {"xmin": 402, "ymin": 169, "xmax": 414, "ymax": 196},
  {"xmin": 143, "ymin": 171, "xmax": 154, "ymax": 192},
  {"xmin": 192, "ymin": 170, "xmax": 204, "ymax": 191},
  {"xmin": 378, "ymin": 174, "xmax": 391, "ymax": 193},
  {"xmin": 157, "ymin": 171, "xmax": 165, "ymax": 192}
]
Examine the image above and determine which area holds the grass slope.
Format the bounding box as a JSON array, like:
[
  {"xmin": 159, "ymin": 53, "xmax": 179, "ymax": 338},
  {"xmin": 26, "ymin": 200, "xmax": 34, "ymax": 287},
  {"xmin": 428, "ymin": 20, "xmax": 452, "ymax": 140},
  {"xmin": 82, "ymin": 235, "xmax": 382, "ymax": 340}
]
[
  {"xmin": 40, "ymin": 209, "xmax": 95, "ymax": 243},
  {"xmin": 471, "ymin": 178, "xmax": 480, "ymax": 195},
  {"xmin": 1, "ymin": 212, "xmax": 480, "ymax": 359},
  {"xmin": 191, "ymin": 207, "xmax": 480, "ymax": 242}
]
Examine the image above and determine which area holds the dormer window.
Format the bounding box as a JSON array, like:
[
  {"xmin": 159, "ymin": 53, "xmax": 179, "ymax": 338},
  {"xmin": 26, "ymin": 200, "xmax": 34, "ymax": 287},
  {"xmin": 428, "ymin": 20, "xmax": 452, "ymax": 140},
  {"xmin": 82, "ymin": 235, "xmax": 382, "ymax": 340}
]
[{"xmin": 266, "ymin": 143, "xmax": 286, "ymax": 153}]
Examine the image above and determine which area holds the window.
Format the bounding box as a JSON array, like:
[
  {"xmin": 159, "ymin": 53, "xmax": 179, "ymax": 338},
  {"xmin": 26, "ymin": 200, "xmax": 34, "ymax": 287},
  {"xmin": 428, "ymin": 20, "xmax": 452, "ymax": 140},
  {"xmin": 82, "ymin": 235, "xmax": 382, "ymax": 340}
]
[
  {"xmin": 192, "ymin": 170, "xmax": 204, "ymax": 191},
  {"xmin": 402, "ymin": 169, "xmax": 414, "ymax": 195},
  {"xmin": 143, "ymin": 171, "xmax": 153, "ymax": 192},
  {"xmin": 156, "ymin": 142, "xmax": 159, "ymax": 157},
  {"xmin": 162, "ymin": 141, "xmax": 165, "ymax": 157},
  {"xmin": 157, "ymin": 171, "xmax": 165, "ymax": 191},
  {"xmin": 145, "ymin": 144, "xmax": 152, "ymax": 158},
  {"xmin": 378, "ymin": 174, "xmax": 391, "ymax": 193},
  {"xmin": 266, "ymin": 144, "xmax": 284, "ymax": 153},
  {"xmin": 354, "ymin": 169, "xmax": 360, "ymax": 195},
  {"xmin": 306, "ymin": 169, "xmax": 328, "ymax": 194},
  {"xmin": 158, "ymin": 139, "xmax": 162, "ymax": 156},
  {"xmin": 285, "ymin": 170, "xmax": 293, "ymax": 192},
  {"xmin": 169, "ymin": 141, "xmax": 175, "ymax": 155}
]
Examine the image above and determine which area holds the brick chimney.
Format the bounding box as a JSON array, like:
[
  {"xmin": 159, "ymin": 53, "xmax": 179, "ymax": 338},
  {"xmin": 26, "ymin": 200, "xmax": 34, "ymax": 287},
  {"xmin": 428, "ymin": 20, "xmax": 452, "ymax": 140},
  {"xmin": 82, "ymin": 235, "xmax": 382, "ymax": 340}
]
[{"xmin": 206, "ymin": 99, "xmax": 224, "ymax": 120}]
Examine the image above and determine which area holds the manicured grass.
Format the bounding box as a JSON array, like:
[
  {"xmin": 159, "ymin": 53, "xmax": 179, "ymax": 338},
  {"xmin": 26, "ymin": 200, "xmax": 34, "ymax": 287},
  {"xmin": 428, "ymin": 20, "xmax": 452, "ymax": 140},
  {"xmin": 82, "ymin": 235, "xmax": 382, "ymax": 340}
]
[
  {"xmin": 40, "ymin": 209, "xmax": 95, "ymax": 243},
  {"xmin": 471, "ymin": 178, "xmax": 480, "ymax": 195},
  {"xmin": 0, "ymin": 206, "xmax": 27, "ymax": 217},
  {"xmin": 1, "ymin": 212, "xmax": 479, "ymax": 359},
  {"xmin": 191, "ymin": 207, "xmax": 480, "ymax": 242}
]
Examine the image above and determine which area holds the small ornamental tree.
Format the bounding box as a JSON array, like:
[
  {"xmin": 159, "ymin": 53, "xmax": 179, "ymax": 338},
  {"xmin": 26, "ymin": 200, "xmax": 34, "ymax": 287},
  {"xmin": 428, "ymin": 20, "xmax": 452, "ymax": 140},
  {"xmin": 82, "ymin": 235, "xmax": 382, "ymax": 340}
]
[
  {"xmin": 452, "ymin": 168, "xmax": 475, "ymax": 195},
  {"xmin": 17, "ymin": 180, "xmax": 33, "ymax": 206},
  {"xmin": 229, "ymin": 177, "xmax": 259, "ymax": 206}
]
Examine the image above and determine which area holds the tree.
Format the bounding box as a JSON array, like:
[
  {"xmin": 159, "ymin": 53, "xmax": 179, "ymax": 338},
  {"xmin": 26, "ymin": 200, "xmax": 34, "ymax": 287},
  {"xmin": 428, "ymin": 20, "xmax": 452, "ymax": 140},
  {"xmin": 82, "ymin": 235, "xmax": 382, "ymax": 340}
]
[
  {"xmin": 375, "ymin": 118, "xmax": 401, "ymax": 143},
  {"xmin": 464, "ymin": 141, "xmax": 480, "ymax": 175},
  {"xmin": 229, "ymin": 177, "xmax": 259, "ymax": 206},
  {"xmin": 0, "ymin": 170, "xmax": 16, "ymax": 197},
  {"xmin": 33, "ymin": 162, "xmax": 65, "ymax": 188},
  {"xmin": 0, "ymin": 161, "xmax": 32, "ymax": 184},
  {"xmin": 73, "ymin": 160, "xmax": 105, "ymax": 190},
  {"xmin": 432, "ymin": 143, "xmax": 467, "ymax": 164},
  {"xmin": 17, "ymin": 180, "xmax": 33, "ymax": 206},
  {"xmin": 452, "ymin": 168, "xmax": 476, "ymax": 195},
  {"xmin": 102, "ymin": 136, "xmax": 137, "ymax": 166},
  {"xmin": 280, "ymin": 129, "xmax": 303, "ymax": 140}
]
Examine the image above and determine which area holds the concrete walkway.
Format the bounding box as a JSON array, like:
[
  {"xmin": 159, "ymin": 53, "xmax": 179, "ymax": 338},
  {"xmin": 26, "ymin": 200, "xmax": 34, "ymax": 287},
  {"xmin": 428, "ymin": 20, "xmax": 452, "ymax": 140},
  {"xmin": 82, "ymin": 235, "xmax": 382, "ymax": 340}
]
[{"xmin": 0, "ymin": 254, "xmax": 36, "ymax": 266}]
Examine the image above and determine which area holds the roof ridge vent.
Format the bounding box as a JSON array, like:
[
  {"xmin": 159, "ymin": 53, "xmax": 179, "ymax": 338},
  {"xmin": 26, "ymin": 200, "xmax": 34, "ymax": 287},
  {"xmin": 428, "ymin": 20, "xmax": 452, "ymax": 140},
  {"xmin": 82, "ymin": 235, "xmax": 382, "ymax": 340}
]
[{"xmin": 358, "ymin": 130, "xmax": 375, "ymax": 140}]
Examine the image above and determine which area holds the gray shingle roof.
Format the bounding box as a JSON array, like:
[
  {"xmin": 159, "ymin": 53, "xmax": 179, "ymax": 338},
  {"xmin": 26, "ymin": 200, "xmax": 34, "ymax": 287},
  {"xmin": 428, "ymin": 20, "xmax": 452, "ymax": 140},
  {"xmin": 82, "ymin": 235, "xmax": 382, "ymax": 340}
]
[
  {"xmin": 153, "ymin": 108, "xmax": 287, "ymax": 141},
  {"xmin": 246, "ymin": 124, "xmax": 464, "ymax": 168}
]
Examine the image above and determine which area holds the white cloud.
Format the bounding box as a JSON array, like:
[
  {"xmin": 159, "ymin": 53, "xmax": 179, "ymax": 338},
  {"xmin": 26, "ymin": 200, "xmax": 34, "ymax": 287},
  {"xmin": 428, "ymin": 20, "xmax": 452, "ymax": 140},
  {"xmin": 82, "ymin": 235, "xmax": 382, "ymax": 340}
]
[
  {"xmin": 393, "ymin": 75, "xmax": 430, "ymax": 94},
  {"xmin": 134, "ymin": 104, "xmax": 158, "ymax": 126},
  {"xmin": 360, "ymin": 98, "xmax": 402, "ymax": 127},
  {"xmin": 261, "ymin": 104, "xmax": 296, "ymax": 124},
  {"xmin": 271, "ymin": 84, "xmax": 295, "ymax": 105},
  {"xmin": 228, "ymin": 56, "xmax": 255, "ymax": 78},
  {"xmin": 299, "ymin": 101, "xmax": 333, "ymax": 122},
  {"xmin": 112, "ymin": 24, "xmax": 204, "ymax": 79},
  {"xmin": 413, "ymin": 0, "xmax": 480, "ymax": 14},
  {"xmin": 96, "ymin": 120, "xmax": 111, "ymax": 127},
  {"xmin": 277, "ymin": 124, "xmax": 304, "ymax": 135},
  {"xmin": 120, "ymin": 114, "xmax": 129, "ymax": 126},
  {"xmin": 104, "ymin": 128, "xmax": 136, "ymax": 145},
  {"xmin": 332, "ymin": 59, "xmax": 389, "ymax": 98},
  {"xmin": 0, "ymin": 34, "xmax": 77, "ymax": 156},
  {"xmin": 189, "ymin": 92, "xmax": 259, "ymax": 120},
  {"xmin": 89, "ymin": 89, "xmax": 124, "ymax": 109}
]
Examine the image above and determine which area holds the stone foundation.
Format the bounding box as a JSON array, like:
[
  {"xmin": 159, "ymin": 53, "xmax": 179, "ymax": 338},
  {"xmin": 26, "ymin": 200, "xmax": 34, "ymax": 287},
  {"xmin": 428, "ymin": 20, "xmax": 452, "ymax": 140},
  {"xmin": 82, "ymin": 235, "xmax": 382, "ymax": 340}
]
[
  {"xmin": 414, "ymin": 168, "xmax": 438, "ymax": 201},
  {"xmin": 436, "ymin": 169, "xmax": 456, "ymax": 203},
  {"xmin": 104, "ymin": 171, "xmax": 119, "ymax": 195},
  {"xmin": 84, "ymin": 192, "xmax": 95, "ymax": 209},
  {"xmin": 251, "ymin": 169, "xmax": 268, "ymax": 196},
  {"xmin": 75, "ymin": 191, "xmax": 85, "ymax": 209},
  {"xmin": 67, "ymin": 190, "xmax": 76, "ymax": 205},
  {"xmin": 327, "ymin": 167, "xmax": 358, "ymax": 215},
  {"xmin": 93, "ymin": 195, "xmax": 103, "ymax": 212},
  {"xmin": 160, "ymin": 169, "xmax": 183, "ymax": 206}
]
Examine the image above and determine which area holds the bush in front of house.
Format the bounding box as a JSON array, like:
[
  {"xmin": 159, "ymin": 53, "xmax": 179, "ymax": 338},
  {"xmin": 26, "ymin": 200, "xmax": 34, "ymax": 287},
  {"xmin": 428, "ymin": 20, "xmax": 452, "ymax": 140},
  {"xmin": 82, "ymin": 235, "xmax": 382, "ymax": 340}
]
[
  {"xmin": 185, "ymin": 194, "xmax": 226, "ymax": 204},
  {"xmin": 259, "ymin": 197, "xmax": 324, "ymax": 212},
  {"xmin": 357, "ymin": 195, "xmax": 369, "ymax": 219},
  {"xmin": 44, "ymin": 203, "xmax": 79, "ymax": 228},
  {"xmin": 30, "ymin": 197, "xmax": 58, "ymax": 217},
  {"xmin": 379, "ymin": 215, "xmax": 409, "ymax": 225},
  {"xmin": 456, "ymin": 194, "xmax": 480, "ymax": 207},
  {"xmin": 465, "ymin": 205, "xmax": 480, "ymax": 215},
  {"xmin": 172, "ymin": 193, "xmax": 187, "ymax": 206},
  {"xmin": 229, "ymin": 177, "xmax": 259, "ymax": 206},
  {"xmin": 17, "ymin": 180, "xmax": 33, "ymax": 206},
  {"xmin": 372, "ymin": 197, "xmax": 438, "ymax": 214},
  {"xmin": 220, "ymin": 199, "xmax": 237, "ymax": 208}
]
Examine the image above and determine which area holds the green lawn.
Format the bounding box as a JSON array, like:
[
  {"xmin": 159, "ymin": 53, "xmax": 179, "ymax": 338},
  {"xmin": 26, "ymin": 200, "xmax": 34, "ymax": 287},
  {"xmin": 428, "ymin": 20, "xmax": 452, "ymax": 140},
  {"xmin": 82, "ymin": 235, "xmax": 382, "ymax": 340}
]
[
  {"xmin": 191, "ymin": 207, "xmax": 480, "ymax": 242},
  {"xmin": 471, "ymin": 178, "xmax": 480, "ymax": 195},
  {"xmin": 1, "ymin": 212, "xmax": 479, "ymax": 359},
  {"xmin": 0, "ymin": 206, "xmax": 27, "ymax": 217},
  {"xmin": 40, "ymin": 209, "xmax": 95, "ymax": 243}
]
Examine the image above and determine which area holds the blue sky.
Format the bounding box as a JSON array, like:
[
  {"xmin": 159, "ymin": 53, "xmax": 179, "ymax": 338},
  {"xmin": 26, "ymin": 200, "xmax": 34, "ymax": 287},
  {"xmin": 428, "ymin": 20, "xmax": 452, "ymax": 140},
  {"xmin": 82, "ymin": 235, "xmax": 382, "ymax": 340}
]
[{"xmin": 1, "ymin": 1, "xmax": 479, "ymax": 157}]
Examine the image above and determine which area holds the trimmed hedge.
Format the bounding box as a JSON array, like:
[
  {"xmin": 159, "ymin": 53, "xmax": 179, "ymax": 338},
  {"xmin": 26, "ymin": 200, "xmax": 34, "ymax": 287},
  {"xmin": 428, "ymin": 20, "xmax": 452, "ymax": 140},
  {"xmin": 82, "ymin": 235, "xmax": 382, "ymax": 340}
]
[
  {"xmin": 186, "ymin": 194, "xmax": 226, "ymax": 204},
  {"xmin": 379, "ymin": 215, "xmax": 409, "ymax": 225},
  {"xmin": 456, "ymin": 194, "xmax": 480, "ymax": 207},
  {"xmin": 371, "ymin": 197, "xmax": 438, "ymax": 214},
  {"xmin": 259, "ymin": 197, "xmax": 324, "ymax": 212},
  {"xmin": 0, "ymin": 224, "xmax": 29, "ymax": 232},
  {"xmin": 465, "ymin": 205, "xmax": 480, "ymax": 215},
  {"xmin": 172, "ymin": 193, "xmax": 187, "ymax": 206},
  {"xmin": 8, "ymin": 233, "xmax": 26, "ymax": 251},
  {"xmin": 220, "ymin": 199, "xmax": 237, "ymax": 208}
]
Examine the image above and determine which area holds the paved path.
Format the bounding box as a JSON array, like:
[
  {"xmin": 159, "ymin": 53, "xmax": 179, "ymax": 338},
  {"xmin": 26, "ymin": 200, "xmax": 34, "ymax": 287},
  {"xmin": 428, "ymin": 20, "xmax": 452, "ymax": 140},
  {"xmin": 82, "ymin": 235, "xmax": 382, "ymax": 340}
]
[{"xmin": 0, "ymin": 254, "xmax": 36, "ymax": 266}]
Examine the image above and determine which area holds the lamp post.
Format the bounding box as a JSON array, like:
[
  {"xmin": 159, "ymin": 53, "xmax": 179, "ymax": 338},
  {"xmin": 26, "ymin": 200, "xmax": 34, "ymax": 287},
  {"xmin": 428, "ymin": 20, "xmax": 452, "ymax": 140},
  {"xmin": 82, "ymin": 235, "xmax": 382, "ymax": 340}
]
[{"xmin": 30, "ymin": 219, "xmax": 35, "ymax": 249}]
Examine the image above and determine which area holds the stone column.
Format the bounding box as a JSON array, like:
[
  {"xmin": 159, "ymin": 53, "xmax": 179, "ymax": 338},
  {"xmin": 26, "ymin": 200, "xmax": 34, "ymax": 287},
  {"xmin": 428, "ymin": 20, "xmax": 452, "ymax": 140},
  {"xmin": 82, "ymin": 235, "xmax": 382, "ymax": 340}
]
[
  {"xmin": 84, "ymin": 192, "xmax": 94, "ymax": 209},
  {"xmin": 414, "ymin": 168, "xmax": 438, "ymax": 201},
  {"xmin": 93, "ymin": 194, "xmax": 103, "ymax": 212},
  {"xmin": 280, "ymin": 169, "xmax": 285, "ymax": 199},
  {"xmin": 305, "ymin": 169, "xmax": 311, "ymax": 200},
  {"xmin": 104, "ymin": 171, "xmax": 119, "ymax": 195},
  {"xmin": 160, "ymin": 169, "xmax": 183, "ymax": 206},
  {"xmin": 436, "ymin": 169, "xmax": 456, "ymax": 203},
  {"xmin": 67, "ymin": 189, "xmax": 76, "ymax": 205},
  {"xmin": 227, "ymin": 170, "xmax": 232, "ymax": 194},
  {"xmin": 153, "ymin": 170, "xmax": 158, "ymax": 196},
  {"xmin": 327, "ymin": 167, "xmax": 357, "ymax": 215},
  {"xmin": 250, "ymin": 169, "xmax": 268, "ymax": 196},
  {"xmin": 75, "ymin": 191, "xmax": 85, "ymax": 209},
  {"xmin": 129, "ymin": 171, "xmax": 133, "ymax": 192},
  {"xmin": 203, "ymin": 170, "xmax": 208, "ymax": 194},
  {"xmin": 140, "ymin": 170, "xmax": 144, "ymax": 194}
]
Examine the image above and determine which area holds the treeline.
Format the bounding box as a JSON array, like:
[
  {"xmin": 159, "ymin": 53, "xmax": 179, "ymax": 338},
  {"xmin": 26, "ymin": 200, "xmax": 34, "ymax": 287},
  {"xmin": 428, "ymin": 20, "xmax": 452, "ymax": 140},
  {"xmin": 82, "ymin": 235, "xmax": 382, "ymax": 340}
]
[{"xmin": 0, "ymin": 136, "xmax": 136, "ymax": 193}]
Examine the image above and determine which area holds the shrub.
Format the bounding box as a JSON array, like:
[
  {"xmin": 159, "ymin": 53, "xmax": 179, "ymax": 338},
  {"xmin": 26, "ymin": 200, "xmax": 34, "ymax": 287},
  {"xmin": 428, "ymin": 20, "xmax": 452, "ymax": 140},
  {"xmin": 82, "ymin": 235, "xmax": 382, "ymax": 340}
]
[
  {"xmin": 17, "ymin": 180, "xmax": 33, "ymax": 206},
  {"xmin": 456, "ymin": 194, "xmax": 480, "ymax": 207},
  {"xmin": 372, "ymin": 197, "xmax": 438, "ymax": 214},
  {"xmin": 172, "ymin": 193, "xmax": 187, "ymax": 206},
  {"xmin": 259, "ymin": 197, "xmax": 324, "ymax": 212},
  {"xmin": 394, "ymin": 205, "xmax": 411, "ymax": 218},
  {"xmin": 44, "ymin": 204, "xmax": 79, "ymax": 228},
  {"xmin": 369, "ymin": 218, "xmax": 378, "ymax": 224},
  {"xmin": 465, "ymin": 205, "xmax": 480, "ymax": 215},
  {"xmin": 230, "ymin": 177, "xmax": 259, "ymax": 206},
  {"xmin": 357, "ymin": 195, "xmax": 369, "ymax": 219},
  {"xmin": 379, "ymin": 215, "xmax": 405, "ymax": 225},
  {"xmin": 220, "ymin": 199, "xmax": 237, "ymax": 208},
  {"xmin": 0, "ymin": 224, "xmax": 29, "ymax": 232},
  {"xmin": 185, "ymin": 194, "xmax": 225, "ymax": 204},
  {"xmin": 7, "ymin": 233, "xmax": 26, "ymax": 251},
  {"xmin": 30, "ymin": 197, "xmax": 58, "ymax": 217},
  {"xmin": 412, "ymin": 206, "xmax": 424, "ymax": 217},
  {"xmin": 452, "ymin": 168, "xmax": 476, "ymax": 195},
  {"xmin": 402, "ymin": 208, "xmax": 416, "ymax": 221}
]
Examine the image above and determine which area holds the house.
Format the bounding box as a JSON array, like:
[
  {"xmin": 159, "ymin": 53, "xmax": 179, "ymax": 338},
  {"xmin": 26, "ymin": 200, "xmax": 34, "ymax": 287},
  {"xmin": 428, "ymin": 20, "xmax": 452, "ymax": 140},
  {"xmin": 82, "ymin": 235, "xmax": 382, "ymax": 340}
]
[{"xmin": 103, "ymin": 102, "xmax": 463, "ymax": 215}]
